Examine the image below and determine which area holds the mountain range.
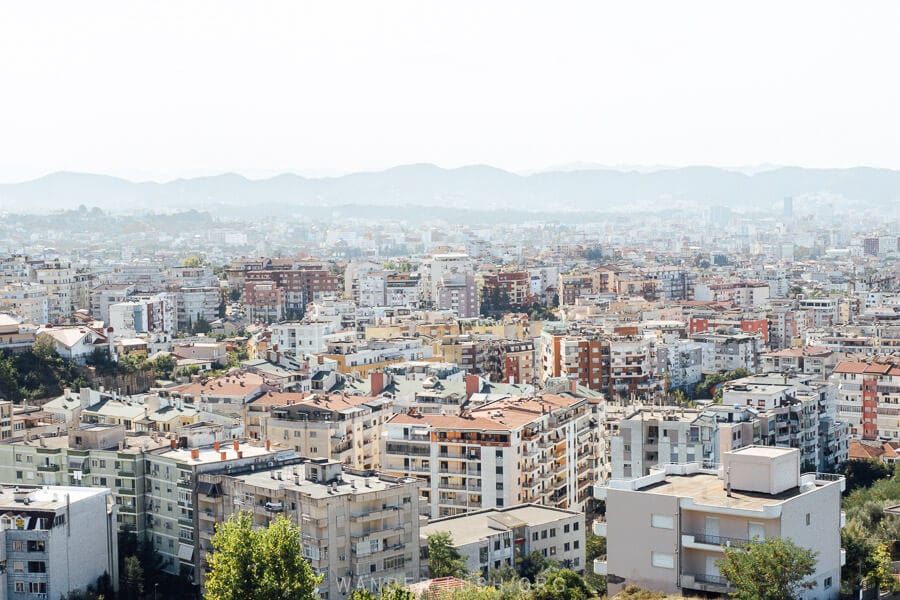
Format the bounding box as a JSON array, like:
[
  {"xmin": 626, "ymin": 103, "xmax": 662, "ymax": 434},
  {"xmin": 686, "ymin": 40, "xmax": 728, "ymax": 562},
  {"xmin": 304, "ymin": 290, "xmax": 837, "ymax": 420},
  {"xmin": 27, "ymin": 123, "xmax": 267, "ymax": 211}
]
[{"xmin": 1, "ymin": 164, "xmax": 898, "ymax": 215}]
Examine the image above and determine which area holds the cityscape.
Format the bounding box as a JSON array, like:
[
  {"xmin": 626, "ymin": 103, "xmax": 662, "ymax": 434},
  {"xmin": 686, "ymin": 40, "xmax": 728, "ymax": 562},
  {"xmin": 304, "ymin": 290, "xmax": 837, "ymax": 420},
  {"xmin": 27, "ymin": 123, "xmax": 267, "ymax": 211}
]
[{"xmin": 1, "ymin": 2, "xmax": 899, "ymax": 600}]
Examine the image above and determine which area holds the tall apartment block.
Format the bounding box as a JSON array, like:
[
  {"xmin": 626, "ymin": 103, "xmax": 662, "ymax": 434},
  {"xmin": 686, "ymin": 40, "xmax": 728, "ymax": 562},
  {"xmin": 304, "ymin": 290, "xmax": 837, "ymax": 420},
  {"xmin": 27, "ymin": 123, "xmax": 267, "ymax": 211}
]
[
  {"xmin": 382, "ymin": 394, "xmax": 597, "ymax": 519},
  {"xmin": 595, "ymin": 447, "xmax": 845, "ymax": 599},
  {"xmin": 197, "ymin": 458, "xmax": 423, "ymax": 599}
]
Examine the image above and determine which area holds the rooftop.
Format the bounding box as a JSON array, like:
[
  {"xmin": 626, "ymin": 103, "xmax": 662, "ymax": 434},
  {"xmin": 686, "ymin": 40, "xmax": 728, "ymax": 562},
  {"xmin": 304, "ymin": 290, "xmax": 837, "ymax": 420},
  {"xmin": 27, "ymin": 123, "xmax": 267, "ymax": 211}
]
[
  {"xmin": 224, "ymin": 463, "xmax": 420, "ymax": 500},
  {"xmin": 421, "ymin": 504, "xmax": 581, "ymax": 547},
  {"xmin": 0, "ymin": 485, "xmax": 108, "ymax": 510}
]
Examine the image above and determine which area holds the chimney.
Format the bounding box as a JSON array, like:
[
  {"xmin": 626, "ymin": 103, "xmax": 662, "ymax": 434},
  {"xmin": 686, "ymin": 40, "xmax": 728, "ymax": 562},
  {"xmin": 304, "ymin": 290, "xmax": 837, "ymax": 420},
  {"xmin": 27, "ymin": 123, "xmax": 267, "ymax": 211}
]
[
  {"xmin": 465, "ymin": 374, "xmax": 481, "ymax": 398},
  {"xmin": 265, "ymin": 439, "xmax": 271, "ymax": 451},
  {"xmin": 220, "ymin": 452, "xmax": 227, "ymax": 461},
  {"xmin": 570, "ymin": 378, "xmax": 578, "ymax": 396},
  {"xmin": 191, "ymin": 448, "xmax": 200, "ymax": 460},
  {"xmin": 213, "ymin": 441, "xmax": 220, "ymax": 452},
  {"xmin": 370, "ymin": 371, "xmax": 385, "ymax": 396},
  {"xmin": 233, "ymin": 440, "xmax": 240, "ymax": 452},
  {"xmin": 170, "ymin": 439, "xmax": 177, "ymax": 450},
  {"xmin": 237, "ymin": 451, "xmax": 243, "ymax": 459}
]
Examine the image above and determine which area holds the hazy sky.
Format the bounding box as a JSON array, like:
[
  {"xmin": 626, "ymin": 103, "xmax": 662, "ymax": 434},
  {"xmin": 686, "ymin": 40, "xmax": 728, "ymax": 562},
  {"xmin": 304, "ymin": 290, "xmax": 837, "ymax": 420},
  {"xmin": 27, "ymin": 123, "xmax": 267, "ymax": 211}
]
[{"xmin": 1, "ymin": 1, "xmax": 898, "ymax": 182}]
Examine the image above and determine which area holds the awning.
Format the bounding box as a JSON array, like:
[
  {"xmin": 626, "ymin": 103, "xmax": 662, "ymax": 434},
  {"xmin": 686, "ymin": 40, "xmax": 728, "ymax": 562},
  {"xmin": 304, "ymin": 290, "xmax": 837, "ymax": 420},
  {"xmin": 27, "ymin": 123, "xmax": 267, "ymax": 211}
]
[{"xmin": 178, "ymin": 543, "xmax": 195, "ymax": 562}]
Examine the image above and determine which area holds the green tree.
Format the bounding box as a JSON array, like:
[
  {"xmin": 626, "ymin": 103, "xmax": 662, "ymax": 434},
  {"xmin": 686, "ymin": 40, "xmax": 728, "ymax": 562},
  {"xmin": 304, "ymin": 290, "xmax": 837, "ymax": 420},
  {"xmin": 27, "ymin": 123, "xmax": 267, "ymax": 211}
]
[
  {"xmin": 123, "ymin": 555, "xmax": 144, "ymax": 600},
  {"xmin": 517, "ymin": 550, "xmax": 553, "ymax": 583},
  {"xmin": 150, "ymin": 354, "xmax": 177, "ymax": 378},
  {"xmin": 866, "ymin": 542, "xmax": 895, "ymax": 594},
  {"xmin": 843, "ymin": 459, "xmax": 892, "ymax": 494},
  {"xmin": 530, "ymin": 568, "xmax": 591, "ymax": 600},
  {"xmin": 717, "ymin": 537, "xmax": 817, "ymax": 600},
  {"xmin": 182, "ymin": 256, "xmax": 203, "ymax": 267},
  {"xmin": 426, "ymin": 532, "xmax": 468, "ymax": 578},
  {"xmin": 205, "ymin": 512, "xmax": 322, "ymax": 600},
  {"xmin": 32, "ymin": 333, "xmax": 58, "ymax": 361}
]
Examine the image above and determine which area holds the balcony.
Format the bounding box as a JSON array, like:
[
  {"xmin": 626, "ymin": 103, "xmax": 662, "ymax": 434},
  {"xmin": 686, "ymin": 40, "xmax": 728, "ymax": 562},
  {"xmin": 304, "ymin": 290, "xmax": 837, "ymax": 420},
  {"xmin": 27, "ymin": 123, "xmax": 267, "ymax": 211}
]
[
  {"xmin": 682, "ymin": 532, "xmax": 750, "ymax": 551},
  {"xmin": 592, "ymin": 517, "xmax": 606, "ymax": 537},
  {"xmin": 593, "ymin": 559, "xmax": 607, "ymax": 575},
  {"xmin": 37, "ymin": 464, "xmax": 60, "ymax": 472},
  {"xmin": 682, "ymin": 573, "xmax": 731, "ymax": 594}
]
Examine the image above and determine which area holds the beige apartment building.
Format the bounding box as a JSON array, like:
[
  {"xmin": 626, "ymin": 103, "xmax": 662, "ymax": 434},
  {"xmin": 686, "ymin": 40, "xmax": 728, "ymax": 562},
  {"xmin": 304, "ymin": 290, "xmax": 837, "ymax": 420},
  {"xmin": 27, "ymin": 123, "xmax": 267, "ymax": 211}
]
[
  {"xmin": 596, "ymin": 446, "xmax": 845, "ymax": 599},
  {"xmin": 383, "ymin": 393, "xmax": 598, "ymax": 519},
  {"xmin": 254, "ymin": 392, "xmax": 391, "ymax": 470},
  {"xmin": 197, "ymin": 458, "xmax": 423, "ymax": 600}
]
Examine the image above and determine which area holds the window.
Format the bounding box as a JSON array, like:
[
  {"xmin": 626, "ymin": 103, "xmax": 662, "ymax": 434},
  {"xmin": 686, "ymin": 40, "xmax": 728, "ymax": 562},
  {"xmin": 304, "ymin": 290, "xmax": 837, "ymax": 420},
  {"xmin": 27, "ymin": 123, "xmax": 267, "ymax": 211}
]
[
  {"xmin": 541, "ymin": 530, "xmax": 547, "ymax": 539},
  {"xmin": 550, "ymin": 528, "xmax": 556, "ymax": 537},
  {"xmin": 27, "ymin": 540, "xmax": 45, "ymax": 552},
  {"xmin": 12, "ymin": 540, "xmax": 23, "ymax": 551},
  {"xmin": 651, "ymin": 552, "xmax": 675, "ymax": 569},
  {"xmin": 651, "ymin": 514, "xmax": 675, "ymax": 529},
  {"xmin": 564, "ymin": 524, "xmax": 570, "ymax": 533},
  {"xmin": 549, "ymin": 546, "xmax": 556, "ymax": 556},
  {"xmin": 573, "ymin": 521, "xmax": 579, "ymax": 531},
  {"xmin": 27, "ymin": 561, "xmax": 46, "ymax": 573},
  {"xmin": 12, "ymin": 561, "xmax": 24, "ymax": 573},
  {"xmin": 14, "ymin": 582, "xmax": 25, "ymax": 593},
  {"xmin": 574, "ymin": 540, "xmax": 579, "ymax": 549},
  {"xmin": 824, "ymin": 577, "xmax": 832, "ymax": 589},
  {"xmin": 494, "ymin": 540, "xmax": 500, "ymax": 551},
  {"xmin": 806, "ymin": 513, "xmax": 811, "ymax": 526},
  {"xmin": 532, "ymin": 532, "xmax": 539, "ymax": 542},
  {"xmin": 564, "ymin": 543, "xmax": 571, "ymax": 552}
]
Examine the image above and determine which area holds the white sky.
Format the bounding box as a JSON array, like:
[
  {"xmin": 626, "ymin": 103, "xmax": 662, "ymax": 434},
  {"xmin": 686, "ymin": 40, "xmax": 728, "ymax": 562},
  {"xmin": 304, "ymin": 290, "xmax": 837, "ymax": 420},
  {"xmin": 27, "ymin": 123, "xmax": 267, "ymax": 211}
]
[{"xmin": 0, "ymin": 1, "xmax": 898, "ymax": 182}]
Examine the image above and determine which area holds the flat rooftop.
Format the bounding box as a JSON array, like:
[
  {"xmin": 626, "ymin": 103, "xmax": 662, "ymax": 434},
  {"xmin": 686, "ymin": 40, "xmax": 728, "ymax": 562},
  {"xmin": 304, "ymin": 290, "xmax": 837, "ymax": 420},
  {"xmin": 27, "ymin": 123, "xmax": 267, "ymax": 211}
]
[
  {"xmin": 155, "ymin": 443, "xmax": 273, "ymax": 465},
  {"xmin": 730, "ymin": 446, "xmax": 795, "ymax": 459},
  {"xmin": 642, "ymin": 473, "xmax": 803, "ymax": 510},
  {"xmin": 229, "ymin": 464, "xmax": 419, "ymax": 500},
  {"xmin": 0, "ymin": 485, "xmax": 107, "ymax": 510},
  {"xmin": 421, "ymin": 505, "xmax": 580, "ymax": 547}
]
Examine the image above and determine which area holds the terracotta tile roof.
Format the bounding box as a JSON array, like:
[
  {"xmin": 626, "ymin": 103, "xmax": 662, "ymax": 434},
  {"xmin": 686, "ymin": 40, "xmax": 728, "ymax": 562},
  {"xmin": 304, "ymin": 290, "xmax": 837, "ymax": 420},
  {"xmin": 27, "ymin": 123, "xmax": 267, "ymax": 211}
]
[{"xmin": 849, "ymin": 440, "xmax": 885, "ymax": 460}]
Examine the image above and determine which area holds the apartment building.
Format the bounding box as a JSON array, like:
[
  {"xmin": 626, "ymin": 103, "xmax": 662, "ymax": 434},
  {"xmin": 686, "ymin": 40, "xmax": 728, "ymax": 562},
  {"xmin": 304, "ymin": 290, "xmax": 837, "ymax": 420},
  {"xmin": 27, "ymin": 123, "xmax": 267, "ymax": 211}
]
[
  {"xmin": 762, "ymin": 346, "xmax": 836, "ymax": 377},
  {"xmin": 109, "ymin": 292, "xmax": 177, "ymax": 336},
  {"xmin": 0, "ymin": 425, "xmax": 168, "ymax": 537},
  {"xmin": 0, "ymin": 485, "xmax": 119, "ymax": 600},
  {"xmin": 558, "ymin": 274, "xmax": 594, "ymax": 306},
  {"xmin": 480, "ymin": 271, "xmax": 533, "ymax": 310},
  {"xmin": 382, "ymin": 393, "xmax": 598, "ymax": 519},
  {"xmin": 0, "ymin": 283, "xmax": 49, "ymax": 326},
  {"xmin": 89, "ymin": 283, "xmax": 136, "ymax": 323},
  {"xmin": 832, "ymin": 356, "xmax": 900, "ymax": 440},
  {"xmin": 197, "ymin": 458, "xmax": 423, "ymax": 599},
  {"xmin": 610, "ymin": 409, "xmax": 705, "ymax": 480},
  {"xmin": 656, "ymin": 340, "xmax": 703, "ymax": 391},
  {"xmin": 420, "ymin": 505, "xmax": 585, "ymax": 579},
  {"xmin": 254, "ymin": 392, "xmax": 391, "ymax": 470},
  {"xmin": 596, "ymin": 447, "xmax": 844, "ymax": 599},
  {"xmin": 143, "ymin": 427, "xmax": 286, "ymax": 581},
  {"xmin": 691, "ymin": 332, "xmax": 763, "ymax": 375},
  {"xmin": 501, "ymin": 339, "xmax": 535, "ymax": 385},
  {"xmin": 270, "ymin": 320, "xmax": 350, "ymax": 355},
  {"xmin": 799, "ymin": 297, "xmax": 840, "ymax": 328},
  {"xmin": 0, "ymin": 314, "xmax": 37, "ymax": 354},
  {"xmin": 693, "ymin": 281, "xmax": 770, "ymax": 309},
  {"xmin": 541, "ymin": 327, "xmax": 658, "ymax": 399},
  {"xmin": 435, "ymin": 274, "xmax": 479, "ymax": 318}
]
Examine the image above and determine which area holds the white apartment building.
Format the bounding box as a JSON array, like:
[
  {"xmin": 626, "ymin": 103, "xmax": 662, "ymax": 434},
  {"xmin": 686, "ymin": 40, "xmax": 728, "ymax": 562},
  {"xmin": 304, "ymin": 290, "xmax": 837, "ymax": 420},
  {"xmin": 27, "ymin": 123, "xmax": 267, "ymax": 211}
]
[
  {"xmin": 610, "ymin": 409, "xmax": 705, "ymax": 480},
  {"xmin": 799, "ymin": 297, "xmax": 840, "ymax": 328},
  {"xmin": 33, "ymin": 260, "xmax": 76, "ymax": 322},
  {"xmin": 691, "ymin": 332, "xmax": 762, "ymax": 375},
  {"xmin": 420, "ymin": 505, "xmax": 586, "ymax": 579},
  {"xmin": 596, "ymin": 447, "xmax": 845, "ymax": 599},
  {"xmin": 270, "ymin": 320, "xmax": 350, "ymax": 355},
  {"xmin": 0, "ymin": 283, "xmax": 49, "ymax": 326},
  {"xmin": 109, "ymin": 293, "xmax": 177, "ymax": 337},
  {"xmin": 383, "ymin": 394, "xmax": 598, "ymax": 519},
  {"xmin": 423, "ymin": 253, "xmax": 474, "ymax": 304},
  {"xmin": 197, "ymin": 459, "xmax": 423, "ymax": 600},
  {"xmin": 656, "ymin": 340, "xmax": 703, "ymax": 391},
  {"xmin": 0, "ymin": 485, "xmax": 119, "ymax": 600}
]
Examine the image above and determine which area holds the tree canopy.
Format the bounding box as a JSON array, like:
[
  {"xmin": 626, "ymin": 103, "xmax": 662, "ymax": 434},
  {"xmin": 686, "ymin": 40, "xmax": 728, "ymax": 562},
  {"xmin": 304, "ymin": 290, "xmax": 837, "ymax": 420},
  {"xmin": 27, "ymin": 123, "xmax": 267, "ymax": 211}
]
[
  {"xmin": 426, "ymin": 532, "xmax": 468, "ymax": 579},
  {"xmin": 205, "ymin": 512, "xmax": 322, "ymax": 600},
  {"xmin": 717, "ymin": 537, "xmax": 817, "ymax": 600}
]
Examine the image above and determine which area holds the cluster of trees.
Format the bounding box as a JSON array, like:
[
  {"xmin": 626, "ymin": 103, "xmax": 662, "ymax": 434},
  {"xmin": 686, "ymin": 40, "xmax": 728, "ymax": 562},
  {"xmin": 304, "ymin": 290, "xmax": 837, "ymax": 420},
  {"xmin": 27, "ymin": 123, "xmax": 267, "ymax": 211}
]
[
  {"xmin": 0, "ymin": 335, "xmax": 85, "ymax": 400},
  {"xmin": 86, "ymin": 347, "xmax": 177, "ymax": 379},
  {"xmin": 840, "ymin": 459, "xmax": 900, "ymax": 596},
  {"xmin": 693, "ymin": 368, "xmax": 750, "ymax": 401}
]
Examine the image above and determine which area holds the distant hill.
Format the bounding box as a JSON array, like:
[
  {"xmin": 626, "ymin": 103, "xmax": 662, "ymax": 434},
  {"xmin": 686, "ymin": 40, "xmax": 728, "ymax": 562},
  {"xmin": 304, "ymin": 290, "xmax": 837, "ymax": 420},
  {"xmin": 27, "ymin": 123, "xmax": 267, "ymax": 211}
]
[{"xmin": 1, "ymin": 164, "xmax": 898, "ymax": 214}]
